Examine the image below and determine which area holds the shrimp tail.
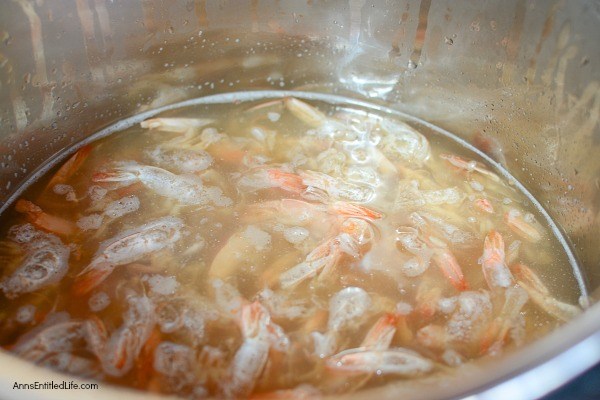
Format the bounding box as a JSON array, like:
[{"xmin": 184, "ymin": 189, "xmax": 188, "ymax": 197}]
[
  {"xmin": 73, "ymin": 263, "xmax": 112, "ymax": 296},
  {"xmin": 267, "ymin": 169, "xmax": 306, "ymax": 194}
]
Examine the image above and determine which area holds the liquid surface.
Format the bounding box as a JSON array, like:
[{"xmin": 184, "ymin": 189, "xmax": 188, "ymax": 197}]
[{"xmin": 0, "ymin": 93, "xmax": 585, "ymax": 398}]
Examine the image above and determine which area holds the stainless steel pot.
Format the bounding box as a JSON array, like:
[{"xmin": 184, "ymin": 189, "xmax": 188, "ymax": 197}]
[{"xmin": 0, "ymin": 1, "xmax": 598, "ymax": 399}]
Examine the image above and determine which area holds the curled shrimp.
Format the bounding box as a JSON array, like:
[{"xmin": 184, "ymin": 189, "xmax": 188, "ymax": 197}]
[
  {"xmin": 378, "ymin": 118, "xmax": 431, "ymax": 167},
  {"xmin": 267, "ymin": 169, "xmax": 375, "ymax": 204},
  {"xmin": 73, "ymin": 217, "xmax": 184, "ymax": 295},
  {"xmin": 311, "ymin": 287, "xmax": 372, "ymax": 359},
  {"xmin": 221, "ymin": 301, "xmax": 289, "ymax": 398},
  {"xmin": 93, "ymin": 163, "xmax": 232, "ymax": 207},
  {"xmin": 85, "ymin": 292, "xmax": 155, "ymax": 377},
  {"xmin": 279, "ymin": 218, "xmax": 376, "ymax": 289},
  {"xmin": 474, "ymin": 198, "xmax": 494, "ymax": 213},
  {"xmin": 478, "ymin": 230, "xmax": 514, "ymax": 291},
  {"xmin": 11, "ymin": 312, "xmax": 102, "ymax": 378}
]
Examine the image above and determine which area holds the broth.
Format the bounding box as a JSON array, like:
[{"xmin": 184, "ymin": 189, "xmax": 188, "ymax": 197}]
[{"xmin": 0, "ymin": 92, "xmax": 585, "ymax": 398}]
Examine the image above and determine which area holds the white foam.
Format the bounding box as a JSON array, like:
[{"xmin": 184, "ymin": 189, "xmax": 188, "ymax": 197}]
[
  {"xmin": 243, "ymin": 225, "xmax": 271, "ymax": 252},
  {"xmin": 77, "ymin": 214, "xmax": 103, "ymax": 231},
  {"xmin": 88, "ymin": 291, "xmax": 110, "ymax": 312},
  {"xmin": 144, "ymin": 274, "xmax": 180, "ymax": 296},
  {"xmin": 104, "ymin": 195, "xmax": 140, "ymax": 218},
  {"xmin": 15, "ymin": 305, "xmax": 36, "ymax": 324},
  {"xmin": 328, "ymin": 287, "xmax": 371, "ymax": 331},
  {"xmin": 283, "ymin": 226, "xmax": 309, "ymax": 245}
]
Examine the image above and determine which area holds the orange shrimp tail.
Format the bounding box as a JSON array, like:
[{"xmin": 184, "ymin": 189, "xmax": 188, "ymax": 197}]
[
  {"xmin": 331, "ymin": 201, "xmax": 382, "ymax": 220},
  {"xmin": 72, "ymin": 268, "xmax": 111, "ymax": 296},
  {"xmin": 474, "ymin": 198, "xmax": 494, "ymax": 213},
  {"xmin": 479, "ymin": 319, "xmax": 504, "ymax": 355},
  {"xmin": 135, "ymin": 328, "xmax": 162, "ymax": 389},
  {"xmin": 436, "ymin": 252, "xmax": 469, "ymax": 291},
  {"xmin": 267, "ymin": 169, "xmax": 306, "ymax": 194},
  {"xmin": 47, "ymin": 145, "xmax": 93, "ymax": 188}
]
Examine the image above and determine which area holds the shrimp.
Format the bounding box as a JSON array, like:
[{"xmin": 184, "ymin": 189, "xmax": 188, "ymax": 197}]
[
  {"xmin": 504, "ymin": 208, "xmax": 542, "ymax": 242},
  {"xmin": 478, "ymin": 230, "xmax": 514, "ymax": 291},
  {"xmin": 425, "ymin": 236, "xmax": 468, "ymax": 291},
  {"xmin": 474, "ymin": 198, "xmax": 494, "ymax": 214},
  {"xmin": 85, "ymin": 292, "xmax": 155, "ymax": 377},
  {"xmin": 73, "ymin": 217, "xmax": 184, "ymax": 295},
  {"xmin": 440, "ymin": 153, "xmax": 501, "ymax": 182},
  {"xmin": 511, "ymin": 263, "xmax": 582, "ymax": 322},
  {"xmin": 410, "ymin": 211, "xmax": 475, "ymax": 246},
  {"xmin": 279, "ymin": 218, "xmax": 375, "ymax": 289},
  {"xmin": 322, "ymin": 313, "xmax": 400, "ymax": 393},
  {"xmin": 142, "ymin": 118, "xmax": 266, "ymax": 163},
  {"xmin": 93, "ymin": 163, "xmax": 232, "ymax": 207},
  {"xmin": 141, "ymin": 117, "xmax": 214, "ymax": 135},
  {"xmin": 480, "ymin": 286, "xmax": 529, "ymax": 355},
  {"xmin": 1, "ymin": 224, "xmax": 70, "ymax": 299},
  {"xmin": 15, "ymin": 199, "xmax": 77, "ymax": 236},
  {"xmin": 414, "ymin": 274, "xmax": 443, "ymax": 320},
  {"xmin": 153, "ymin": 341, "xmax": 199, "ymax": 393},
  {"xmin": 395, "ymin": 227, "xmax": 434, "ymax": 278},
  {"xmin": 267, "ymin": 169, "xmax": 375, "ymax": 204},
  {"xmin": 221, "ymin": 301, "xmax": 289, "ymax": 398},
  {"xmin": 45, "ymin": 144, "xmax": 93, "ymax": 190},
  {"xmin": 326, "ymin": 348, "xmax": 433, "ymax": 377},
  {"xmin": 12, "ymin": 313, "xmax": 85, "ymax": 363},
  {"xmin": 146, "ymin": 146, "xmax": 213, "ymax": 174},
  {"xmin": 310, "ymin": 287, "xmax": 372, "ymax": 358},
  {"xmin": 418, "ymin": 291, "xmax": 493, "ymax": 356},
  {"xmin": 11, "ymin": 312, "xmax": 102, "ymax": 378},
  {"xmin": 378, "ymin": 118, "xmax": 431, "ymax": 167},
  {"xmin": 153, "ymin": 293, "xmax": 209, "ymax": 347},
  {"xmin": 208, "ymin": 225, "xmax": 272, "ymax": 279}
]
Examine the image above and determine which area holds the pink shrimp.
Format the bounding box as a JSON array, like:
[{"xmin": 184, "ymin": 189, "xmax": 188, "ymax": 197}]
[
  {"xmin": 474, "ymin": 198, "xmax": 494, "ymax": 213},
  {"xmin": 15, "ymin": 199, "xmax": 77, "ymax": 236},
  {"xmin": 326, "ymin": 347, "xmax": 433, "ymax": 377},
  {"xmin": 440, "ymin": 153, "xmax": 500, "ymax": 182},
  {"xmin": 267, "ymin": 169, "xmax": 375, "ymax": 204},
  {"xmin": 221, "ymin": 301, "xmax": 289, "ymax": 398},
  {"xmin": 85, "ymin": 293, "xmax": 155, "ymax": 377},
  {"xmin": 45, "ymin": 144, "xmax": 93, "ymax": 189},
  {"xmin": 73, "ymin": 217, "xmax": 183, "ymax": 295},
  {"xmin": 511, "ymin": 263, "xmax": 581, "ymax": 322},
  {"xmin": 480, "ymin": 286, "xmax": 529, "ymax": 355},
  {"xmin": 479, "ymin": 230, "xmax": 514, "ymax": 291},
  {"xmin": 279, "ymin": 218, "xmax": 375, "ymax": 289},
  {"xmin": 504, "ymin": 208, "xmax": 542, "ymax": 242},
  {"xmin": 424, "ymin": 236, "xmax": 468, "ymax": 291}
]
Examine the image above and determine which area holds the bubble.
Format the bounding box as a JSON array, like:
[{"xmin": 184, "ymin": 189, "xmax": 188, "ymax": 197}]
[
  {"xmin": 88, "ymin": 291, "xmax": 110, "ymax": 312},
  {"xmin": 15, "ymin": 305, "xmax": 36, "ymax": 323}
]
